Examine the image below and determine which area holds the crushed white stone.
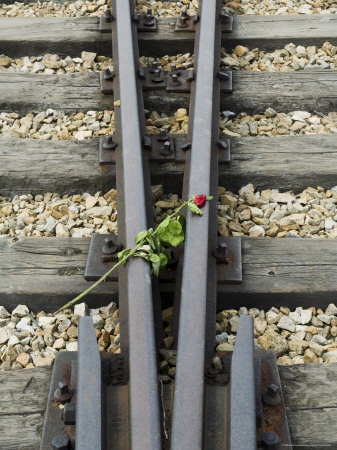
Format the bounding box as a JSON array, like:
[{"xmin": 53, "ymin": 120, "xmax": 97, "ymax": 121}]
[
  {"xmin": 213, "ymin": 304, "xmax": 337, "ymax": 367},
  {"xmin": 217, "ymin": 184, "xmax": 337, "ymax": 238},
  {"xmin": 0, "ymin": 302, "xmax": 120, "ymax": 371},
  {"xmin": 1, "ymin": 0, "xmax": 337, "ymax": 18}
]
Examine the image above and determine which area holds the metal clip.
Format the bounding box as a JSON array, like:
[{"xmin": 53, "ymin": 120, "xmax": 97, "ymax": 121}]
[
  {"xmin": 160, "ymin": 140, "xmax": 174, "ymax": 157},
  {"xmin": 102, "ymin": 136, "xmax": 117, "ymax": 150},
  {"xmin": 176, "ymin": 9, "xmax": 190, "ymax": 28},
  {"xmin": 143, "ymin": 135, "xmax": 152, "ymax": 149}
]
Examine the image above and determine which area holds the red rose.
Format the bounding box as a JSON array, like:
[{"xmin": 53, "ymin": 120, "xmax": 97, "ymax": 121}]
[{"xmin": 194, "ymin": 194, "xmax": 207, "ymax": 208}]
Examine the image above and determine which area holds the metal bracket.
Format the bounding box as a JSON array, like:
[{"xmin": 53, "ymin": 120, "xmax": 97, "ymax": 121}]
[
  {"xmin": 85, "ymin": 234, "xmax": 241, "ymax": 283},
  {"xmin": 175, "ymin": 12, "xmax": 233, "ymax": 32},
  {"xmin": 219, "ymin": 70, "xmax": 232, "ymax": 94},
  {"xmin": 99, "ymin": 9, "xmax": 157, "ymax": 32},
  {"xmin": 99, "ymin": 134, "xmax": 231, "ymax": 165},
  {"xmin": 214, "ymin": 237, "xmax": 242, "ymax": 284}
]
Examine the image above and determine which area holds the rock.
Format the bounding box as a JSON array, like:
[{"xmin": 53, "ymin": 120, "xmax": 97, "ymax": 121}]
[
  {"xmin": 98, "ymin": 331, "xmax": 110, "ymax": 348},
  {"xmin": 0, "ymin": 327, "xmax": 14, "ymax": 344},
  {"xmin": 81, "ymin": 51, "xmax": 96, "ymax": 69},
  {"xmin": 86, "ymin": 206, "xmax": 112, "ymax": 217},
  {"xmin": 308, "ymin": 341, "xmax": 324, "ymax": 356},
  {"xmin": 266, "ymin": 311, "xmax": 280, "ymax": 324},
  {"xmin": 289, "ymin": 309, "xmax": 302, "ymax": 324},
  {"xmin": 0, "ymin": 306, "xmax": 10, "ymax": 319},
  {"xmin": 229, "ymin": 315, "xmax": 239, "ymax": 332},
  {"xmin": 67, "ymin": 325, "xmax": 78, "ymax": 339},
  {"xmin": 85, "ymin": 195, "xmax": 98, "ymax": 210},
  {"xmin": 300, "ymin": 309, "xmax": 312, "ymax": 325},
  {"xmin": 220, "ymin": 194, "xmax": 237, "ymax": 208},
  {"xmin": 151, "ymin": 185, "xmax": 163, "ymax": 201},
  {"xmin": 216, "ymin": 332, "xmax": 229, "ymax": 343},
  {"xmin": 2, "ymin": 345, "xmax": 18, "ymax": 363},
  {"xmin": 325, "ymin": 303, "xmax": 337, "ymax": 316},
  {"xmin": 288, "ymin": 339, "xmax": 308, "ymax": 355},
  {"xmin": 277, "ymin": 316, "xmax": 296, "ymax": 332},
  {"xmin": 317, "ymin": 314, "xmax": 331, "ymax": 324},
  {"xmin": 257, "ymin": 329, "xmax": 288, "ymax": 356},
  {"xmin": 58, "ymin": 318, "xmax": 71, "ymax": 333},
  {"xmin": 33, "ymin": 355, "xmax": 54, "ymax": 367},
  {"xmin": 16, "ymin": 352, "xmax": 30, "ymax": 367},
  {"xmin": 66, "ymin": 341, "xmax": 78, "ymax": 351},
  {"xmin": 100, "ymin": 302, "xmax": 117, "ymax": 319},
  {"xmin": 216, "ymin": 342, "xmax": 234, "ymax": 352},
  {"xmin": 44, "ymin": 216, "xmax": 57, "ymax": 233},
  {"xmin": 248, "ymin": 225, "xmax": 265, "ymax": 237},
  {"xmin": 12, "ymin": 304, "xmax": 29, "ymax": 317},
  {"xmin": 31, "ymin": 336, "xmax": 46, "ymax": 352},
  {"xmin": 213, "ymin": 356, "xmax": 223, "ymax": 370},
  {"xmin": 265, "ymin": 107, "xmax": 277, "ymax": 118},
  {"xmin": 53, "ymin": 338, "xmax": 66, "ymax": 350},
  {"xmin": 311, "ymin": 334, "xmax": 327, "ymax": 345},
  {"xmin": 16, "ymin": 322, "xmax": 35, "ymax": 335},
  {"xmin": 159, "ymin": 349, "xmax": 177, "ymax": 365},
  {"xmin": 74, "ymin": 302, "xmax": 89, "ymax": 317},
  {"xmin": 38, "ymin": 316, "xmax": 56, "ymax": 329},
  {"xmin": 254, "ymin": 317, "xmax": 267, "ymax": 336},
  {"xmin": 7, "ymin": 335, "xmax": 20, "ymax": 346},
  {"xmin": 92, "ymin": 314, "xmax": 104, "ymax": 330},
  {"xmin": 55, "ymin": 223, "xmax": 69, "ymax": 237}
]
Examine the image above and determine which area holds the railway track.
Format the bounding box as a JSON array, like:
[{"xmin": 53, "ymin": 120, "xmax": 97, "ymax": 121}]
[{"xmin": 1, "ymin": 1, "xmax": 337, "ymax": 449}]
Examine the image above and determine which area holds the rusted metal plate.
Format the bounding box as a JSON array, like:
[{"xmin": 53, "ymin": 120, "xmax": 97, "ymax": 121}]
[
  {"xmin": 99, "ymin": 135, "xmax": 230, "ymax": 165},
  {"xmin": 216, "ymin": 236, "xmax": 242, "ymax": 284},
  {"xmin": 175, "ymin": 12, "xmax": 233, "ymax": 32},
  {"xmin": 99, "ymin": 10, "xmax": 157, "ymax": 33}
]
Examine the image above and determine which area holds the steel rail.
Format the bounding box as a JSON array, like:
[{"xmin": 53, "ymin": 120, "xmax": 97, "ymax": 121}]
[
  {"xmin": 171, "ymin": 0, "xmax": 222, "ymax": 448},
  {"xmin": 111, "ymin": 0, "xmax": 161, "ymax": 448},
  {"xmin": 76, "ymin": 317, "xmax": 103, "ymax": 449},
  {"xmin": 230, "ymin": 315, "xmax": 256, "ymax": 450}
]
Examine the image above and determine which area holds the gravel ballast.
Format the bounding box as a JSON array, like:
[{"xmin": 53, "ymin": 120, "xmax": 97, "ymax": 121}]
[
  {"xmin": 1, "ymin": 108, "xmax": 337, "ymax": 139},
  {"xmin": 3, "ymin": 301, "xmax": 337, "ymax": 372},
  {"xmin": 1, "ymin": 42, "xmax": 336, "ymax": 73},
  {"xmin": 4, "ymin": 185, "xmax": 337, "ymax": 239}
]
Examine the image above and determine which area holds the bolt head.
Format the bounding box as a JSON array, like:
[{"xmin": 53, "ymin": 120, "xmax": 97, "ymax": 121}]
[
  {"xmin": 261, "ymin": 432, "xmax": 280, "ymax": 450},
  {"xmin": 52, "ymin": 433, "xmax": 70, "ymax": 450}
]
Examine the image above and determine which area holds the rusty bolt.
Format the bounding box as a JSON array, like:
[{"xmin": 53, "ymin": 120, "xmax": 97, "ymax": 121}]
[
  {"xmin": 212, "ymin": 242, "xmax": 230, "ymax": 264},
  {"xmin": 52, "ymin": 433, "xmax": 71, "ymax": 450},
  {"xmin": 262, "ymin": 384, "xmax": 281, "ymax": 406},
  {"xmin": 261, "ymin": 432, "xmax": 281, "ymax": 450},
  {"xmin": 61, "ymin": 403, "xmax": 76, "ymax": 425},
  {"xmin": 177, "ymin": 9, "xmax": 190, "ymax": 28},
  {"xmin": 54, "ymin": 381, "xmax": 72, "ymax": 402}
]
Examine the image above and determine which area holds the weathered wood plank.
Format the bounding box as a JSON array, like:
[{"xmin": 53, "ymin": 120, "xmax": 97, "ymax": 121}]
[
  {"xmin": 279, "ymin": 363, "xmax": 337, "ymax": 450},
  {"xmin": 1, "ymin": 236, "xmax": 337, "ymax": 312},
  {"xmin": 1, "ymin": 134, "xmax": 337, "ymax": 196},
  {"xmin": 1, "ymin": 70, "xmax": 336, "ymax": 114},
  {"xmin": 0, "ymin": 367, "xmax": 52, "ymax": 450},
  {"xmin": 0, "ymin": 16, "xmax": 337, "ymax": 57}
]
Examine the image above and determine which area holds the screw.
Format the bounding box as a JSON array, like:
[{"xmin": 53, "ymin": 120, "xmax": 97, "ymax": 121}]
[
  {"xmin": 52, "ymin": 433, "xmax": 71, "ymax": 450},
  {"xmin": 104, "ymin": 67, "xmax": 115, "ymax": 81},
  {"xmin": 217, "ymin": 140, "xmax": 228, "ymax": 150},
  {"xmin": 61, "ymin": 403, "xmax": 76, "ymax": 425},
  {"xmin": 177, "ymin": 9, "xmax": 190, "ymax": 28},
  {"xmin": 102, "ymin": 237, "xmax": 121, "ymax": 255},
  {"xmin": 261, "ymin": 432, "xmax": 281, "ymax": 450},
  {"xmin": 144, "ymin": 8, "xmax": 155, "ymax": 26},
  {"xmin": 169, "ymin": 73, "xmax": 181, "ymax": 87},
  {"xmin": 212, "ymin": 242, "xmax": 230, "ymax": 264},
  {"xmin": 262, "ymin": 384, "xmax": 281, "ymax": 406},
  {"xmin": 102, "ymin": 136, "xmax": 117, "ymax": 150},
  {"xmin": 104, "ymin": 8, "xmax": 113, "ymax": 22},
  {"xmin": 160, "ymin": 140, "xmax": 173, "ymax": 157},
  {"xmin": 54, "ymin": 381, "xmax": 72, "ymax": 402}
]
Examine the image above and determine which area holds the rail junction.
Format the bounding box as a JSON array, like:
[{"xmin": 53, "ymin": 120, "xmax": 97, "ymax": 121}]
[{"xmin": 1, "ymin": 0, "xmax": 337, "ymax": 449}]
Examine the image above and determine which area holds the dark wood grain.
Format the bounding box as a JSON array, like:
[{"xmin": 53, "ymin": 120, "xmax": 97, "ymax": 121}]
[
  {"xmin": 0, "ymin": 15, "xmax": 337, "ymax": 57},
  {"xmin": 1, "ymin": 134, "xmax": 337, "ymax": 196}
]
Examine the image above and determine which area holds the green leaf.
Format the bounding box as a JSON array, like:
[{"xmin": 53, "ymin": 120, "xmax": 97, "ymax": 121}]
[
  {"xmin": 187, "ymin": 202, "xmax": 203, "ymax": 215},
  {"xmin": 156, "ymin": 216, "xmax": 170, "ymax": 232},
  {"xmin": 149, "ymin": 253, "xmax": 161, "ymax": 263},
  {"xmin": 118, "ymin": 248, "xmax": 131, "ymax": 261},
  {"xmin": 157, "ymin": 220, "xmax": 184, "ymax": 247},
  {"xmin": 206, "ymin": 196, "xmax": 213, "ymax": 201},
  {"xmin": 135, "ymin": 230, "xmax": 149, "ymax": 244},
  {"xmin": 159, "ymin": 252, "xmax": 168, "ymax": 268}
]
